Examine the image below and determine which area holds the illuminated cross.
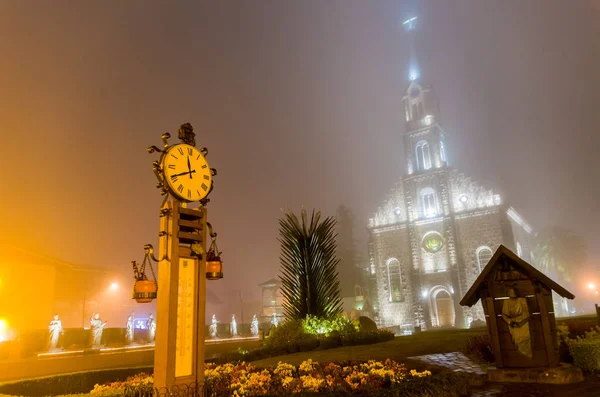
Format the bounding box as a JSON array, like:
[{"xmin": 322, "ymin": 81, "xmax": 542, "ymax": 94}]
[{"xmin": 403, "ymin": 16, "xmax": 417, "ymax": 32}]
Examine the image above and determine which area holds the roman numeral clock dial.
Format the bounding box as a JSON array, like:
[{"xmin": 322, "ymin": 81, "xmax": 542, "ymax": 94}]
[{"xmin": 162, "ymin": 143, "xmax": 212, "ymax": 202}]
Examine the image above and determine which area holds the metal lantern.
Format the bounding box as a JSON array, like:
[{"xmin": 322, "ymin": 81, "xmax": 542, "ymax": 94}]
[
  {"xmin": 131, "ymin": 247, "xmax": 158, "ymax": 303},
  {"xmin": 206, "ymin": 223, "xmax": 223, "ymax": 280}
]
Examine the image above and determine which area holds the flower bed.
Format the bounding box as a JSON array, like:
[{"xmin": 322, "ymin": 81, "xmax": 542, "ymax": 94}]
[{"xmin": 89, "ymin": 360, "xmax": 434, "ymax": 396}]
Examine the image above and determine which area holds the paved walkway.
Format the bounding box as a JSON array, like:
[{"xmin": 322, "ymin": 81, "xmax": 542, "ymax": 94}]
[
  {"xmin": 407, "ymin": 352, "xmax": 488, "ymax": 375},
  {"xmin": 408, "ymin": 352, "xmax": 500, "ymax": 396},
  {"xmin": 408, "ymin": 351, "xmax": 600, "ymax": 397}
]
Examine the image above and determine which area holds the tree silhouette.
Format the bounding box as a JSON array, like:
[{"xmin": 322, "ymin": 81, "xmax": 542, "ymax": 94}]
[
  {"xmin": 533, "ymin": 226, "xmax": 586, "ymax": 316},
  {"xmin": 278, "ymin": 209, "xmax": 342, "ymax": 320},
  {"xmin": 533, "ymin": 226, "xmax": 586, "ymax": 283},
  {"xmin": 336, "ymin": 205, "xmax": 364, "ymax": 297}
]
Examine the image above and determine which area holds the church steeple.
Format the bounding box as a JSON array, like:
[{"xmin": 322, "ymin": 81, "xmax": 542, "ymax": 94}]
[{"xmin": 400, "ymin": 17, "xmax": 447, "ymax": 175}]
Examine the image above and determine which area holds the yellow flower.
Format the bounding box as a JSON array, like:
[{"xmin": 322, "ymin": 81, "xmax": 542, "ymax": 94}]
[
  {"xmin": 274, "ymin": 362, "xmax": 296, "ymax": 378},
  {"xmin": 282, "ymin": 376, "xmax": 295, "ymax": 388},
  {"xmin": 409, "ymin": 369, "xmax": 432, "ymax": 378},
  {"xmin": 299, "ymin": 359, "xmax": 318, "ymax": 373},
  {"xmin": 300, "ymin": 375, "xmax": 324, "ymax": 392},
  {"xmin": 344, "ymin": 371, "xmax": 369, "ymax": 389}
]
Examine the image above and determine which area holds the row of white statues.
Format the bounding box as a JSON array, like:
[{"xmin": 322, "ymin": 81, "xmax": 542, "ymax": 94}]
[
  {"xmin": 209, "ymin": 312, "xmax": 278, "ymax": 338},
  {"xmin": 47, "ymin": 313, "xmax": 156, "ymax": 351},
  {"xmin": 48, "ymin": 311, "xmax": 279, "ymax": 350}
]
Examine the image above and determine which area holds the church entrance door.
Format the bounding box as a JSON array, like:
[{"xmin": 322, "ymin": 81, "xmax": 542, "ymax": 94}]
[{"xmin": 435, "ymin": 291, "xmax": 453, "ymax": 327}]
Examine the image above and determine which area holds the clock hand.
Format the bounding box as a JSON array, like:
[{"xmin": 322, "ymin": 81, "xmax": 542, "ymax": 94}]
[
  {"xmin": 171, "ymin": 170, "xmax": 197, "ymax": 177},
  {"xmin": 187, "ymin": 156, "xmax": 193, "ymax": 179}
]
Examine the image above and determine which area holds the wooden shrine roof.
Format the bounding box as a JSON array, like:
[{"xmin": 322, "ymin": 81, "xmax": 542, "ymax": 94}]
[{"xmin": 460, "ymin": 245, "xmax": 575, "ymax": 307}]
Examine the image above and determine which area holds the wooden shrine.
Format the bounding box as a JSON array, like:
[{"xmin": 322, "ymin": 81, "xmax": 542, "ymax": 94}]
[{"xmin": 460, "ymin": 245, "xmax": 574, "ymax": 369}]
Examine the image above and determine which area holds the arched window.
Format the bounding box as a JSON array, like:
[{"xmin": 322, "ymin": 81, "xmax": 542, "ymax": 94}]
[
  {"xmin": 386, "ymin": 259, "xmax": 402, "ymax": 302},
  {"xmin": 354, "ymin": 284, "xmax": 363, "ymax": 297},
  {"xmin": 415, "ymin": 141, "xmax": 432, "ymax": 171},
  {"xmin": 476, "ymin": 246, "xmax": 493, "ymax": 273},
  {"xmin": 516, "ymin": 242, "xmax": 523, "ymax": 258},
  {"xmin": 420, "ymin": 187, "xmax": 437, "ymax": 218},
  {"xmin": 440, "ymin": 141, "xmax": 447, "ymax": 163}
]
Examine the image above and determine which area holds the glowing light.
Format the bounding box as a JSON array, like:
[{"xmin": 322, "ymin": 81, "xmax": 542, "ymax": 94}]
[
  {"xmin": 588, "ymin": 283, "xmax": 596, "ymax": 290},
  {"xmin": 394, "ymin": 207, "xmax": 402, "ymax": 216},
  {"xmin": 459, "ymin": 195, "xmax": 468, "ymax": 203},
  {"xmin": 110, "ymin": 282, "xmax": 119, "ymax": 291},
  {"xmin": 422, "ymin": 290, "xmax": 428, "ymax": 298},
  {"xmin": 450, "ymin": 286, "xmax": 454, "ymax": 294},
  {"xmin": 424, "ymin": 115, "xmax": 433, "ymax": 125},
  {"xmin": 0, "ymin": 319, "xmax": 6, "ymax": 342}
]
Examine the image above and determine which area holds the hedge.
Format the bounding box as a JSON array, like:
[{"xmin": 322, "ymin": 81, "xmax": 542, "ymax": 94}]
[
  {"xmin": 210, "ymin": 329, "xmax": 395, "ymax": 364},
  {"xmin": 0, "ymin": 367, "xmax": 152, "ymax": 397},
  {"xmin": 568, "ymin": 337, "xmax": 600, "ymax": 371}
]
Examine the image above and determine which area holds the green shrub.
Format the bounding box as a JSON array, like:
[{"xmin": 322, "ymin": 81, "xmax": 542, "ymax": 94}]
[
  {"xmin": 568, "ymin": 337, "xmax": 600, "ymax": 371},
  {"xmin": 464, "ymin": 334, "xmax": 495, "ymax": 363},
  {"xmin": 263, "ymin": 320, "xmax": 310, "ymax": 350},
  {"xmin": 558, "ymin": 317, "xmax": 599, "ymax": 339},
  {"xmin": 469, "ymin": 319, "xmax": 486, "ymax": 329},
  {"xmin": 209, "ymin": 329, "xmax": 393, "ymax": 365},
  {"xmin": 340, "ymin": 330, "xmax": 394, "ymax": 346},
  {"xmin": 358, "ymin": 316, "xmax": 377, "ymax": 332},
  {"xmin": 302, "ymin": 315, "xmax": 357, "ymax": 336}
]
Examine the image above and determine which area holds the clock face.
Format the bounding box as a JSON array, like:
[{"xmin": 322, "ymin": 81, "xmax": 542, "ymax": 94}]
[
  {"xmin": 162, "ymin": 144, "xmax": 212, "ymax": 202},
  {"xmin": 422, "ymin": 232, "xmax": 444, "ymax": 253}
]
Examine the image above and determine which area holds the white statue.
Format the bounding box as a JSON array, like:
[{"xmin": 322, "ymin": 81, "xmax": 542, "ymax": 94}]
[
  {"xmin": 47, "ymin": 314, "xmax": 63, "ymax": 351},
  {"xmin": 147, "ymin": 314, "xmax": 156, "ymax": 343},
  {"xmin": 250, "ymin": 314, "xmax": 259, "ymax": 337},
  {"xmin": 125, "ymin": 314, "xmax": 135, "ymax": 345},
  {"xmin": 90, "ymin": 313, "xmax": 107, "ymax": 346},
  {"xmin": 209, "ymin": 314, "xmax": 218, "ymax": 338},
  {"xmin": 230, "ymin": 315, "xmax": 238, "ymax": 337},
  {"xmin": 271, "ymin": 312, "xmax": 278, "ymax": 327}
]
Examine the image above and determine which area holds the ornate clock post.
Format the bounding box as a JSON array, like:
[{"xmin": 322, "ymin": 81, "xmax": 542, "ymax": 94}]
[{"xmin": 144, "ymin": 123, "xmax": 219, "ymax": 393}]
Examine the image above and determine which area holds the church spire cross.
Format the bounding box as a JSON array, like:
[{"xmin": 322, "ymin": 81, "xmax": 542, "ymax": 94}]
[{"xmin": 403, "ymin": 16, "xmax": 417, "ymax": 31}]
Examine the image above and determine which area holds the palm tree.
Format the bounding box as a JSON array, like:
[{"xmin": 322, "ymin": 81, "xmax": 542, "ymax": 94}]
[
  {"xmin": 278, "ymin": 209, "xmax": 342, "ymax": 320},
  {"xmin": 533, "ymin": 226, "xmax": 586, "ymax": 317},
  {"xmin": 533, "ymin": 226, "xmax": 586, "ymax": 283}
]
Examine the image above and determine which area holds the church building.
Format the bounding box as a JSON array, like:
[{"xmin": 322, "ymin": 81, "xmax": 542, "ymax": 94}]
[{"xmin": 367, "ymin": 18, "xmax": 535, "ymax": 332}]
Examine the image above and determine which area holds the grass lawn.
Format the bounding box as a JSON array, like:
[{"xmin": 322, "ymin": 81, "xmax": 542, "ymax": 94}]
[
  {"xmin": 205, "ymin": 339, "xmax": 260, "ymax": 359},
  {"xmin": 251, "ymin": 327, "xmax": 486, "ymax": 367}
]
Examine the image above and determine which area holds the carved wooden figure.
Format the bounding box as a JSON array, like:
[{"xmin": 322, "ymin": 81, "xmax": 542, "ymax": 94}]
[{"xmin": 460, "ymin": 245, "xmax": 574, "ymax": 369}]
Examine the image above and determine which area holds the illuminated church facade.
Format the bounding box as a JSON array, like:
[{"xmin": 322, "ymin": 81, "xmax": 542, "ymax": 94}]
[{"xmin": 367, "ymin": 18, "xmax": 535, "ymax": 331}]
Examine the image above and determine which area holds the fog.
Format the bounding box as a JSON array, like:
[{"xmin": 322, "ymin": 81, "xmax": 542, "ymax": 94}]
[{"xmin": 1, "ymin": 0, "xmax": 599, "ymax": 324}]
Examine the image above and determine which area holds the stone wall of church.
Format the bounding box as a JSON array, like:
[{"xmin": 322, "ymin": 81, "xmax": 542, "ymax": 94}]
[
  {"xmin": 454, "ymin": 209, "xmax": 505, "ymax": 325},
  {"xmin": 369, "ymin": 225, "xmax": 413, "ymax": 329},
  {"xmin": 507, "ymin": 214, "xmax": 535, "ymax": 262}
]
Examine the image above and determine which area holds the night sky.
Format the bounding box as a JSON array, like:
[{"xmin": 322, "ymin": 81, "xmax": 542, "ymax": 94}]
[{"xmin": 1, "ymin": 0, "xmax": 599, "ymax": 316}]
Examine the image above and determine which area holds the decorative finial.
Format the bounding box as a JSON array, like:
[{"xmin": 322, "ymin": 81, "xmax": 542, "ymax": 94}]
[{"xmin": 178, "ymin": 123, "xmax": 196, "ymax": 146}]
